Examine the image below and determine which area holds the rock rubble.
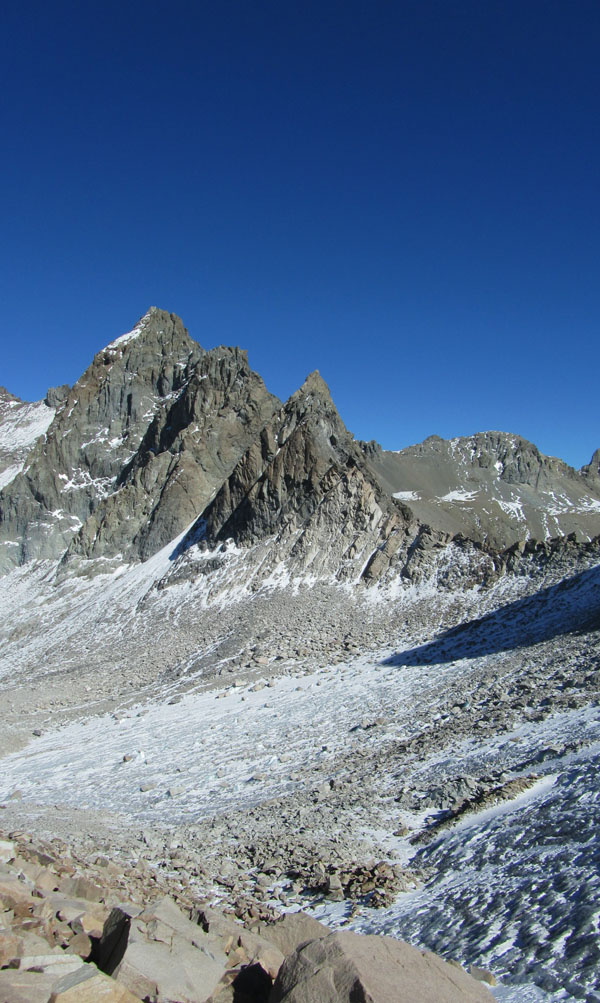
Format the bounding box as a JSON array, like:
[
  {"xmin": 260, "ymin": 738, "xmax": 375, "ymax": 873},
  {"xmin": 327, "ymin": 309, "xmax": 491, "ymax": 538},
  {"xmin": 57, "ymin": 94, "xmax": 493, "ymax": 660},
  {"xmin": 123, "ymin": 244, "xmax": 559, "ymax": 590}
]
[{"xmin": 0, "ymin": 829, "xmax": 494, "ymax": 1002}]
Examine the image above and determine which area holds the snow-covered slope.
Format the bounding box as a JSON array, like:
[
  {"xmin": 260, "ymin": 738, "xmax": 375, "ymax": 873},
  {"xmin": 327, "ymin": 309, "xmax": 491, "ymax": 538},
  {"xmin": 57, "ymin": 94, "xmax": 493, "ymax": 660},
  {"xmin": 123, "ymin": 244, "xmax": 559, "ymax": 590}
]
[
  {"xmin": 0, "ymin": 387, "xmax": 54, "ymax": 489},
  {"xmin": 0, "ymin": 552, "xmax": 598, "ymax": 999}
]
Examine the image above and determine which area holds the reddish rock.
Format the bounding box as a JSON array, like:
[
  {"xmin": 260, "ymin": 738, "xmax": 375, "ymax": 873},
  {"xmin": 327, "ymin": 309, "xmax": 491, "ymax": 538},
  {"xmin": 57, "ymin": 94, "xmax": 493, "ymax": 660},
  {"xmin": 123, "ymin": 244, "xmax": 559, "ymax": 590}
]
[{"xmin": 270, "ymin": 930, "xmax": 494, "ymax": 1003}]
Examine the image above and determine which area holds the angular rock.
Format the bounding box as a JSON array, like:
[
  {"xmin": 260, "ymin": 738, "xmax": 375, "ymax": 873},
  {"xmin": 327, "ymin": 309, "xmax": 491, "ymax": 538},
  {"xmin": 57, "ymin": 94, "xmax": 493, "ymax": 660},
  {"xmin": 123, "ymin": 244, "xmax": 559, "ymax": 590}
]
[
  {"xmin": 0, "ymin": 839, "xmax": 15, "ymax": 864},
  {"xmin": 112, "ymin": 897, "xmax": 228, "ymax": 1003},
  {"xmin": 49, "ymin": 962, "xmax": 142, "ymax": 1002},
  {"xmin": 64, "ymin": 931, "xmax": 93, "ymax": 959},
  {"xmin": 256, "ymin": 912, "xmax": 329, "ymax": 956},
  {"xmin": 18, "ymin": 952, "xmax": 86, "ymax": 977},
  {"xmin": 0, "ymin": 968, "xmax": 57, "ymax": 1003},
  {"xmin": 89, "ymin": 907, "xmax": 131, "ymax": 975},
  {"xmin": 0, "ymin": 927, "xmax": 23, "ymax": 966},
  {"xmin": 269, "ymin": 930, "xmax": 494, "ymax": 1002}
]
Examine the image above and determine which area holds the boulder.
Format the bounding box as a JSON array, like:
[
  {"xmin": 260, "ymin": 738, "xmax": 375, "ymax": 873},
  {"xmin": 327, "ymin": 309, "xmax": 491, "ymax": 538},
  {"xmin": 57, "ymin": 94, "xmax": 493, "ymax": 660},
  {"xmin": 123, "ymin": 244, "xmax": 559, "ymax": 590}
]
[
  {"xmin": 17, "ymin": 952, "xmax": 86, "ymax": 978},
  {"xmin": 49, "ymin": 963, "xmax": 142, "ymax": 1001},
  {"xmin": 0, "ymin": 840, "xmax": 15, "ymax": 864},
  {"xmin": 65, "ymin": 931, "xmax": 93, "ymax": 958},
  {"xmin": 0, "ymin": 927, "xmax": 23, "ymax": 966},
  {"xmin": 195, "ymin": 905, "xmax": 283, "ymax": 976},
  {"xmin": 0, "ymin": 874, "xmax": 37, "ymax": 911},
  {"xmin": 256, "ymin": 913, "xmax": 329, "ymax": 956},
  {"xmin": 58, "ymin": 874, "xmax": 105, "ymax": 902},
  {"xmin": 0, "ymin": 968, "xmax": 57, "ymax": 1003},
  {"xmin": 269, "ymin": 930, "xmax": 494, "ymax": 1002},
  {"xmin": 112, "ymin": 896, "xmax": 228, "ymax": 1003}
]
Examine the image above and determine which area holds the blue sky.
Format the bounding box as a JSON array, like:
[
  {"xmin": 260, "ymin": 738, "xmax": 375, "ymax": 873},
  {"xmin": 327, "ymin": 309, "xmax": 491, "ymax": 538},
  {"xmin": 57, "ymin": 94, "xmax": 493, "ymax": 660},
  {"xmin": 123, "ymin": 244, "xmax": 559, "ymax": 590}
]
[{"xmin": 1, "ymin": 1, "xmax": 598, "ymax": 467}]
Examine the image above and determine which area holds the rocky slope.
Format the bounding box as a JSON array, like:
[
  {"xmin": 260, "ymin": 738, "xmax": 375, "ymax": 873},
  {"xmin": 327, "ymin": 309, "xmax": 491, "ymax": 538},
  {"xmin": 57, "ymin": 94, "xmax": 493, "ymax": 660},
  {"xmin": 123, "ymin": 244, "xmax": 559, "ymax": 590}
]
[
  {"xmin": 0, "ymin": 830, "xmax": 494, "ymax": 1002},
  {"xmin": 365, "ymin": 432, "xmax": 600, "ymax": 549}
]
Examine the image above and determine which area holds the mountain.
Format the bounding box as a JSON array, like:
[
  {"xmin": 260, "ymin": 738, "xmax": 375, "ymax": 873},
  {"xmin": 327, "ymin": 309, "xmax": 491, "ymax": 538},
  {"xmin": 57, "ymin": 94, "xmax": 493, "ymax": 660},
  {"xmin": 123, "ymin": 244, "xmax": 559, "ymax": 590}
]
[
  {"xmin": 164, "ymin": 369, "xmax": 414, "ymax": 590},
  {"xmin": 1, "ymin": 309, "xmax": 599, "ymax": 1002},
  {"xmin": 365, "ymin": 432, "xmax": 600, "ymax": 550},
  {"xmin": 0, "ymin": 308, "xmax": 279, "ymax": 572},
  {"xmin": 4, "ymin": 308, "xmax": 599, "ymax": 586}
]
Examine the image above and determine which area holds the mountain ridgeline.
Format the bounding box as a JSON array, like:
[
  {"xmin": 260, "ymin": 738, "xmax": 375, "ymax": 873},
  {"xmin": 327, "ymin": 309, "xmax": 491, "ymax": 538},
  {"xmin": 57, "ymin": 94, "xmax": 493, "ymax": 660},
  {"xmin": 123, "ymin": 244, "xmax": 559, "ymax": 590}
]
[{"xmin": 1, "ymin": 308, "xmax": 599, "ymax": 586}]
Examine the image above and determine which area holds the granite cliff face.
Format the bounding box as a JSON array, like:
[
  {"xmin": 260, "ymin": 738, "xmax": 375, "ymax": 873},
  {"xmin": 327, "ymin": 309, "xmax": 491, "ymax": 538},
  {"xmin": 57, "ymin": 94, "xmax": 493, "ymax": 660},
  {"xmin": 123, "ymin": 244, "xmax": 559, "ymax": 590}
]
[
  {"xmin": 0, "ymin": 309, "xmax": 279, "ymax": 572},
  {"xmin": 0, "ymin": 387, "xmax": 54, "ymax": 493},
  {"xmin": 0, "ymin": 309, "xmax": 206, "ymax": 569},
  {"xmin": 172, "ymin": 370, "xmax": 413, "ymax": 585}
]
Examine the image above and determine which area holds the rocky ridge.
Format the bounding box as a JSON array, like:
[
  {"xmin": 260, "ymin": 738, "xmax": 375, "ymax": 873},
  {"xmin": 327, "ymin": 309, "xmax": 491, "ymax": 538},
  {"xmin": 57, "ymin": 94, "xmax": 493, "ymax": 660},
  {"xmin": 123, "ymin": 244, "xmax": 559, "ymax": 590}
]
[
  {"xmin": 3, "ymin": 308, "xmax": 599, "ymax": 591},
  {"xmin": 365, "ymin": 432, "xmax": 600, "ymax": 550},
  {"xmin": 166, "ymin": 369, "xmax": 413, "ymax": 588}
]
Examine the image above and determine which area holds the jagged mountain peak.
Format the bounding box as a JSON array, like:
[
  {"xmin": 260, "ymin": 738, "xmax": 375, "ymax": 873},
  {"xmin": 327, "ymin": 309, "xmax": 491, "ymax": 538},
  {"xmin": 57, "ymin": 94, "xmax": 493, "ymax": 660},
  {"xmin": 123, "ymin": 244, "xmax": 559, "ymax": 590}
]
[
  {"xmin": 295, "ymin": 369, "xmax": 330, "ymax": 395},
  {"xmin": 582, "ymin": 447, "xmax": 600, "ymax": 483},
  {"xmin": 96, "ymin": 307, "xmax": 199, "ymax": 364},
  {"xmin": 0, "ymin": 311, "xmax": 204, "ymax": 570},
  {"xmin": 282, "ymin": 370, "xmax": 336, "ymax": 421},
  {"xmin": 168, "ymin": 362, "xmax": 411, "ymax": 587},
  {"xmin": 2, "ymin": 307, "xmax": 600, "ymax": 586}
]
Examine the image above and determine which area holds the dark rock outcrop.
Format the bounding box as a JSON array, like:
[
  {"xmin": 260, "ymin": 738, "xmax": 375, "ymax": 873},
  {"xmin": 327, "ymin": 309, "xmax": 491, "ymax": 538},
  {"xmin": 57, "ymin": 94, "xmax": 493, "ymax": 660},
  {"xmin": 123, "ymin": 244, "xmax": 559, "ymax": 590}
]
[
  {"xmin": 0, "ymin": 309, "xmax": 279, "ymax": 572},
  {"xmin": 581, "ymin": 447, "xmax": 600, "ymax": 487},
  {"xmin": 175, "ymin": 371, "xmax": 414, "ymax": 582}
]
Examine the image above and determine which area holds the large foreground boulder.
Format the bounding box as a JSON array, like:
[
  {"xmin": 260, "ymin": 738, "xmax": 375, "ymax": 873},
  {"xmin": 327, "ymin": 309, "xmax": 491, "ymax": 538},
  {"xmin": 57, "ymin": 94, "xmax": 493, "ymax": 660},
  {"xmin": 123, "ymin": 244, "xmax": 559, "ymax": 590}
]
[
  {"xmin": 269, "ymin": 930, "xmax": 494, "ymax": 1002},
  {"xmin": 256, "ymin": 913, "xmax": 329, "ymax": 957}
]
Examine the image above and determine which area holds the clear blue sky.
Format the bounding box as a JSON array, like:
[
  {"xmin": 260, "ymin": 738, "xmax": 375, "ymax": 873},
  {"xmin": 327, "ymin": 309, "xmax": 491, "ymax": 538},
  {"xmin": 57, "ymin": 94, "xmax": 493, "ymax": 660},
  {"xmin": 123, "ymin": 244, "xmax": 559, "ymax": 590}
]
[{"xmin": 2, "ymin": 1, "xmax": 598, "ymax": 467}]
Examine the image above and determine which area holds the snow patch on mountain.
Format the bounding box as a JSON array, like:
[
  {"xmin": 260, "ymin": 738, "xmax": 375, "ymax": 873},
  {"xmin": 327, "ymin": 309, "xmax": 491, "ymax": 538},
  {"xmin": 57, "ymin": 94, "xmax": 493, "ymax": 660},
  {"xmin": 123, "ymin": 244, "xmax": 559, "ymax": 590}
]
[
  {"xmin": 0, "ymin": 464, "xmax": 23, "ymax": 490},
  {"xmin": 393, "ymin": 490, "xmax": 421, "ymax": 501},
  {"xmin": 106, "ymin": 310, "xmax": 153, "ymax": 349},
  {"xmin": 0, "ymin": 399, "xmax": 54, "ymax": 452},
  {"xmin": 440, "ymin": 489, "xmax": 479, "ymax": 503}
]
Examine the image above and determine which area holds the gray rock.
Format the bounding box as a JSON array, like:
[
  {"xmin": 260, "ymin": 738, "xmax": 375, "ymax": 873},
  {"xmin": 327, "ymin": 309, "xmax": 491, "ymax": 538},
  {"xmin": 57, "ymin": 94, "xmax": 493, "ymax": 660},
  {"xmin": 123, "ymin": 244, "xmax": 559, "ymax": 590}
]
[
  {"xmin": 0, "ymin": 308, "xmax": 279, "ymax": 573},
  {"xmin": 366, "ymin": 430, "xmax": 600, "ymax": 551},
  {"xmin": 180, "ymin": 370, "xmax": 412, "ymax": 585},
  {"xmin": 45, "ymin": 385, "xmax": 70, "ymax": 409},
  {"xmin": 0, "ymin": 969, "xmax": 57, "ymax": 1003}
]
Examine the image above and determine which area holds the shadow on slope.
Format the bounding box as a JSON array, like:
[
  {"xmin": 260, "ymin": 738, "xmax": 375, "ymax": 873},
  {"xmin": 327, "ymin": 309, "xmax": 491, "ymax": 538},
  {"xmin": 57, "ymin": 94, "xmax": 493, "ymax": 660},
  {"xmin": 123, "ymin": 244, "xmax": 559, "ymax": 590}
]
[{"xmin": 383, "ymin": 564, "xmax": 600, "ymax": 667}]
